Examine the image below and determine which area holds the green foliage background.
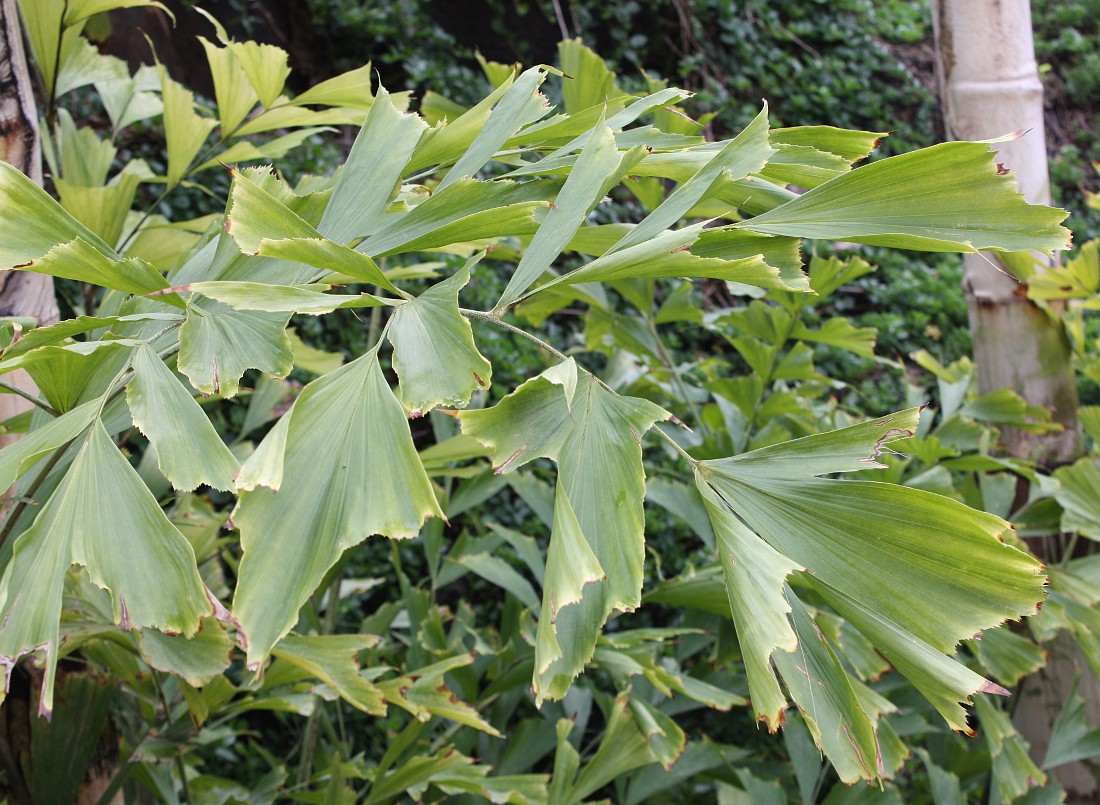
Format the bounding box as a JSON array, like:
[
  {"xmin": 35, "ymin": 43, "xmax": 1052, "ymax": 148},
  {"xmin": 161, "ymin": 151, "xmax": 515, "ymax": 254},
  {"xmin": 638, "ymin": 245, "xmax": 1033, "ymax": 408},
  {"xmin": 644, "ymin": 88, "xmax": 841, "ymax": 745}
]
[{"xmin": 1, "ymin": 1, "xmax": 1099, "ymax": 803}]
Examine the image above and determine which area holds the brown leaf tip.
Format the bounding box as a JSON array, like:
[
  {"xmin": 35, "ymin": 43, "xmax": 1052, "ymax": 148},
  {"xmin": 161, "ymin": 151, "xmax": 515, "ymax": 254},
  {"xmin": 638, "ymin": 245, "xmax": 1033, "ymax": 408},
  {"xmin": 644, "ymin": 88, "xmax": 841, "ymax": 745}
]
[
  {"xmin": 979, "ymin": 679, "xmax": 1011, "ymax": 697},
  {"xmin": 119, "ymin": 596, "xmax": 132, "ymax": 631},
  {"xmin": 494, "ymin": 447, "xmax": 525, "ymax": 475},
  {"xmin": 756, "ymin": 709, "xmax": 786, "ymax": 733}
]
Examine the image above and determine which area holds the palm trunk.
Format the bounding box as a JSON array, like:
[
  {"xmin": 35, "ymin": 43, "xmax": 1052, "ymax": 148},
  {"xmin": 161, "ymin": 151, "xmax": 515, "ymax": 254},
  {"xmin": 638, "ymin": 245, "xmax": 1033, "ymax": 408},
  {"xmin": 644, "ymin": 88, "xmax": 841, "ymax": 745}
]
[
  {"xmin": 932, "ymin": 0, "xmax": 1078, "ymax": 465},
  {"xmin": 0, "ymin": 0, "xmax": 58, "ymax": 453},
  {"xmin": 932, "ymin": 2, "xmax": 1095, "ymax": 801}
]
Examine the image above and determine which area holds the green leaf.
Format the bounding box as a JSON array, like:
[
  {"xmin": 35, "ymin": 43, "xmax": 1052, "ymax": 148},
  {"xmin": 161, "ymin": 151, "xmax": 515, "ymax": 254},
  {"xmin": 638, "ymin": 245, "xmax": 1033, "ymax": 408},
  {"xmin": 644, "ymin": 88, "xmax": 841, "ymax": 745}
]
[
  {"xmin": 225, "ymin": 167, "xmax": 399, "ymax": 292},
  {"xmin": 695, "ymin": 410, "xmax": 1045, "ymax": 733},
  {"xmin": 516, "ymin": 87, "xmax": 687, "ymax": 156},
  {"xmin": 433, "ymin": 768, "xmax": 549, "ymax": 804},
  {"xmin": 1043, "ymin": 676, "xmax": 1100, "ymax": 768},
  {"xmin": 177, "ymin": 300, "xmax": 293, "ymax": 398},
  {"xmin": 127, "ymin": 344, "xmax": 239, "ymax": 491},
  {"xmin": 913, "ymin": 748, "xmax": 965, "ymax": 805},
  {"xmin": 455, "ymin": 553, "xmax": 540, "ymax": 611},
  {"xmin": 461, "ymin": 361, "xmax": 669, "ymax": 700},
  {"xmin": 496, "ymin": 121, "xmax": 622, "ymax": 309},
  {"xmin": 234, "ymin": 411, "xmax": 291, "ymax": 492},
  {"xmin": 645, "ymin": 477, "xmax": 714, "ymax": 548},
  {"xmin": 233, "ymin": 105, "xmax": 365, "ymax": 138},
  {"xmin": 772, "ymin": 594, "xmax": 881, "ymax": 783},
  {"xmin": 611, "ymin": 104, "xmax": 773, "ymax": 253},
  {"xmin": 138, "ymin": 616, "xmax": 234, "ymax": 687},
  {"xmin": 438, "ymin": 66, "xmax": 550, "ymax": 192},
  {"xmin": 159, "ymin": 65, "xmax": 217, "ymax": 189},
  {"xmin": 271, "ymin": 635, "xmax": 385, "ymax": 715},
  {"xmin": 319, "ymin": 87, "xmax": 427, "ymax": 243},
  {"xmin": 0, "ymin": 423, "xmax": 209, "ymax": 715},
  {"xmin": 812, "ymin": 577, "xmax": 1010, "ymax": 735},
  {"xmin": 227, "ymin": 40, "xmax": 290, "ymax": 108},
  {"xmin": 388, "ymin": 259, "xmax": 491, "ymax": 414},
  {"xmin": 0, "ymin": 400, "xmax": 98, "ymax": 492},
  {"xmin": 570, "ymin": 692, "xmax": 657, "ymax": 802},
  {"xmin": 54, "ymin": 109, "xmax": 116, "ymax": 186},
  {"xmin": 460, "ymin": 360, "xmax": 578, "ymax": 473},
  {"xmin": 55, "ymin": 173, "xmax": 142, "ymax": 250},
  {"xmin": 535, "ymin": 486, "xmax": 606, "ymax": 674},
  {"xmin": 199, "ymin": 37, "xmax": 259, "ymax": 136},
  {"xmin": 62, "ymin": 0, "xmax": 170, "ymax": 26},
  {"xmin": 1050, "ymin": 458, "xmax": 1100, "ymax": 540},
  {"xmin": 232, "ymin": 348, "xmax": 443, "ymax": 667},
  {"xmin": 362, "ymin": 178, "xmax": 559, "ymax": 258},
  {"xmin": 366, "ymin": 748, "xmax": 474, "ymax": 805},
  {"xmin": 291, "ymin": 64, "xmax": 404, "ymax": 109},
  {"xmin": 543, "ymin": 224, "xmax": 805, "ymax": 291},
  {"xmin": 736, "ymin": 141, "xmax": 1071, "ymax": 253},
  {"xmin": 1027, "ymin": 240, "xmax": 1100, "ymax": 303},
  {"xmin": 476, "ymin": 52, "xmax": 517, "ymax": 88},
  {"xmin": 194, "ymin": 128, "xmax": 331, "ymax": 173},
  {"xmin": 95, "ymin": 63, "xmax": 164, "ymax": 132},
  {"xmin": 0, "ymin": 161, "xmax": 116, "ymax": 267},
  {"xmin": 963, "ymin": 388, "xmax": 1059, "ymax": 433},
  {"xmin": 375, "ymin": 202, "xmax": 546, "ymax": 257},
  {"xmin": 975, "ymin": 696, "xmax": 1048, "ymax": 803},
  {"xmin": 690, "ymin": 229, "xmax": 806, "ymax": 286},
  {"xmin": 629, "ymin": 698, "xmax": 687, "ymax": 771},
  {"xmin": 970, "ymin": 626, "xmax": 1048, "ymax": 687},
  {"xmin": 771, "ymin": 125, "xmax": 885, "ymax": 163},
  {"xmin": 791, "ymin": 317, "xmax": 877, "ymax": 358},
  {"xmin": 19, "ymin": 238, "xmax": 171, "ymax": 298},
  {"xmin": 18, "ymin": 341, "xmax": 133, "ymax": 412},
  {"xmin": 26, "ymin": 672, "xmax": 124, "ymax": 805},
  {"xmin": 807, "ymin": 253, "xmax": 877, "ymax": 298},
  {"xmin": 548, "ymin": 718, "xmax": 581, "ymax": 804},
  {"xmin": 16, "ymin": 0, "xmax": 64, "ymax": 93},
  {"xmin": 558, "ymin": 38, "xmax": 625, "ymax": 114},
  {"xmin": 287, "ymin": 328, "xmax": 344, "ymax": 375},
  {"xmin": 182, "ymin": 281, "xmax": 387, "ymax": 315},
  {"xmin": 380, "ymin": 654, "xmax": 503, "ymax": 738},
  {"xmin": 696, "ymin": 476, "xmax": 800, "ymax": 730}
]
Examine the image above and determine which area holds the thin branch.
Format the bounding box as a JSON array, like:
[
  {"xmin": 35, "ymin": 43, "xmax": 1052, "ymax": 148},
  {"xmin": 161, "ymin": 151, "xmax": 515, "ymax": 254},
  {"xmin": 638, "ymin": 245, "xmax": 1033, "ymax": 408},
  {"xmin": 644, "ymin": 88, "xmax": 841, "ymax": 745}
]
[
  {"xmin": 0, "ymin": 380, "xmax": 59, "ymax": 416},
  {"xmin": 460, "ymin": 308, "xmax": 569, "ymax": 361},
  {"xmin": 550, "ymin": 0, "xmax": 571, "ymax": 40},
  {"xmin": 460, "ymin": 308, "xmax": 699, "ymax": 465}
]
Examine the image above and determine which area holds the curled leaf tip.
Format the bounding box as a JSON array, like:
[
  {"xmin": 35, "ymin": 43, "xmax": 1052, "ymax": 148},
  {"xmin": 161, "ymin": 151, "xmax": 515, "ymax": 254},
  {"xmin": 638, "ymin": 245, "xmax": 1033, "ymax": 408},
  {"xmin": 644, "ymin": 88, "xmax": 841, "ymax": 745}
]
[
  {"xmin": 206, "ymin": 586, "xmax": 242, "ymax": 630},
  {"xmin": 756, "ymin": 709, "xmax": 786, "ymax": 733}
]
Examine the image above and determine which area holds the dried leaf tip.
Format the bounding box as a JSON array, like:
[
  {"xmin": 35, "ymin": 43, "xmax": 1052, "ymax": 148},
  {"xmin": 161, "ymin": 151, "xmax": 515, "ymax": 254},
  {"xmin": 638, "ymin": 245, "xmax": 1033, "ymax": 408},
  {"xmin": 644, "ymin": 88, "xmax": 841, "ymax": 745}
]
[
  {"xmin": 119, "ymin": 596, "xmax": 132, "ymax": 630},
  {"xmin": 494, "ymin": 447, "xmax": 524, "ymax": 475},
  {"xmin": 979, "ymin": 679, "xmax": 1012, "ymax": 697}
]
